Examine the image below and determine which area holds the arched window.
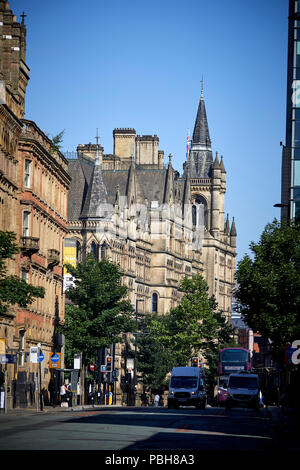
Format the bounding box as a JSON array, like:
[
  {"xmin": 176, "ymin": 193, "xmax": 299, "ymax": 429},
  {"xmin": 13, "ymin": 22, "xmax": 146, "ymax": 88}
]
[
  {"xmin": 192, "ymin": 205, "xmax": 197, "ymax": 226},
  {"xmin": 193, "ymin": 195, "xmax": 208, "ymax": 229},
  {"xmin": 76, "ymin": 240, "xmax": 81, "ymax": 263},
  {"xmin": 100, "ymin": 242, "xmax": 108, "ymax": 260},
  {"xmin": 152, "ymin": 293, "xmax": 158, "ymax": 313},
  {"xmin": 90, "ymin": 241, "xmax": 98, "ymax": 260}
]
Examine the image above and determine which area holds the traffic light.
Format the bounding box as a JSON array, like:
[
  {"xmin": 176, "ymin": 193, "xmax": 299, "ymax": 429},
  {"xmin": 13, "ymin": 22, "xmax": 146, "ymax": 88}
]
[
  {"xmin": 192, "ymin": 357, "xmax": 199, "ymax": 367},
  {"xmin": 105, "ymin": 356, "xmax": 112, "ymax": 372},
  {"xmin": 125, "ymin": 371, "xmax": 131, "ymax": 384}
]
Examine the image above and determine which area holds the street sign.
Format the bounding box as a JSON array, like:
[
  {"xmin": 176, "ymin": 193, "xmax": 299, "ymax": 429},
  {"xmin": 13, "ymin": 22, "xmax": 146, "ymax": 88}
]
[
  {"xmin": 49, "ymin": 352, "xmax": 61, "ymax": 369},
  {"xmin": 101, "ymin": 365, "xmax": 107, "ymax": 372},
  {"xmin": 90, "ymin": 364, "xmax": 95, "ymax": 371},
  {"xmin": 50, "ymin": 353, "xmax": 60, "ymax": 363},
  {"xmin": 0, "ymin": 354, "xmax": 16, "ymax": 364},
  {"xmin": 74, "ymin": 353, "xmax": 81, "ymax": 370},
  {"xmin": 30, "ymin": 347, "xmax": 38, "ymax": 363},
  {"xmin": 39, "ymin": 351, "xmax": 44, "ymax": 362}
]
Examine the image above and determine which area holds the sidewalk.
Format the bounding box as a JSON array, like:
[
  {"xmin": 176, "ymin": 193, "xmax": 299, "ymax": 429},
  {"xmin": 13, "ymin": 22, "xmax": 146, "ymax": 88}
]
[{"xmin": 2, "ymin": 404, "xmax": 124, "ymax": 415}]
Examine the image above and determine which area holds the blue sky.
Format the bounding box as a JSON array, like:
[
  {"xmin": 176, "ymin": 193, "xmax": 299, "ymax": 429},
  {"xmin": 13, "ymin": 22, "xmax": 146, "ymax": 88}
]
[{"xmin": 11, "ymin": 0, "xmax": 288, "ymax": 261}]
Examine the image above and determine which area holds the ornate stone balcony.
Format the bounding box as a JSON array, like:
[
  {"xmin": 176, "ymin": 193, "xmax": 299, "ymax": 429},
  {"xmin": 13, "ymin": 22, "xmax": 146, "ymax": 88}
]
[
  {"xmin": 47, "ymin": 249, "xmax": 60, "ymax": 268},
  {"xmin": 20, "ymin": 236, "xmax": 39, "ymax": 254}
]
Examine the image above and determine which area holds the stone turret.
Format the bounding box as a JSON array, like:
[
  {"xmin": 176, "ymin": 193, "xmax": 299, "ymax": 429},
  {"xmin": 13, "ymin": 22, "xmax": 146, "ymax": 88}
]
[
  {"xmin": 211, "ymin": 153, "xmax": 221, "ymax": 236},
  {"xmin": 77, "ymin": 143, "xmax": 103, "ymax": 162},
  {"xmin": 0, "ymin": 1, "xmax": 29, "ymax": 119},
  {"xmin": 113, "ymin": 128, "xmax": 136, "ymax": 165},
  {"xmin": 136, "ymin": 134, "xmax": 159, "ymax": 167}
]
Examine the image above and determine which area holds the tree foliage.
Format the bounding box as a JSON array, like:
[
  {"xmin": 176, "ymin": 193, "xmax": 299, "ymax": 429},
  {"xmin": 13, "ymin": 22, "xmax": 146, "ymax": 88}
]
[
  {"xmin": 60, "ymin": 255, "xmax": 135, "ymax": 366},
  {"xmin": 0, "ymin": 231, "xmax": 44, "ymax": 315},
  {"xmin": 50, "ymin": 129, "xmax": 65, "ymax": 154},
  {"xmin": 235, "ymin": 219, "xmax": 300, "ymax": 358},
  {"xmin": 136, "ymin": 274, "xmax": 236, "ymax": 393}
]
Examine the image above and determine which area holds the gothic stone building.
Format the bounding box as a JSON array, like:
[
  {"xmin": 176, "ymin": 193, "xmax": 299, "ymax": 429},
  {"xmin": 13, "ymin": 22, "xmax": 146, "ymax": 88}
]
[{"xmin": 66, "ymin": 89, "xmax": 237, "ymax": 400}]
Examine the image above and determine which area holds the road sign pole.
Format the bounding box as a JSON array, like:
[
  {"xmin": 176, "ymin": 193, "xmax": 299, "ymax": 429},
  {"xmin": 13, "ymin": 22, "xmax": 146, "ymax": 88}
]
[{"xmin": 4, "ymin": 367, "xmax": 7, "ymax": 414}]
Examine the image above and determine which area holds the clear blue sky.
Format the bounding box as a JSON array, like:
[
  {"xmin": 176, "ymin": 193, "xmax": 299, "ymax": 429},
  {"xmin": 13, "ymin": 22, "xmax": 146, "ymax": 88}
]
[{"xmin": 11, "ymin": 0, "xmax": 288, "ymax": 261}]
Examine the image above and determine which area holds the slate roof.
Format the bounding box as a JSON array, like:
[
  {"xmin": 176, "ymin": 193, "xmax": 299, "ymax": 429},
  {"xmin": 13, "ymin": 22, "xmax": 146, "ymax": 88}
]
[{"xmin": 67, "ymin": 157, "xmax": 186, "ymax": 221}]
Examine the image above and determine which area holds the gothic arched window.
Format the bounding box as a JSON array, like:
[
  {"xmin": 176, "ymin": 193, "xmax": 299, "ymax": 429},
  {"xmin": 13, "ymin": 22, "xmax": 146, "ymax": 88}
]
[
  {"xmin": 192, "ymin": 205, "xmax": 197, "ymax": 226},
  {"xmin": 76, "ymin": 240, "xmax": 81, "ymax": 263},
  {"xmin": 152, "ymin": 293, "xmax": 158, "ymax": 313},
  {"xmin": 193, "ymin": 195, "xmax": 208, "ymax": 229},
  {"xmin": 90, "ymin": 241, "xmax": 98, "ymax": 260},
  {"xmin": 100, "ymin": 242, "xmax": 108, "ymax": 260}
]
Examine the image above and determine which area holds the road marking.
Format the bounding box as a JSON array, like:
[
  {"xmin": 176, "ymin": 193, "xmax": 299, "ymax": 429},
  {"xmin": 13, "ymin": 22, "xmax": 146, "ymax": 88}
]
[{"xmin": 174, "ymin": 427, "xmax": 271, "ymax": 439}]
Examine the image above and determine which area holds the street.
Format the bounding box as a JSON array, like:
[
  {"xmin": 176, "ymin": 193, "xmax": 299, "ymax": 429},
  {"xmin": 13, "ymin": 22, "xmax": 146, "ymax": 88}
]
[{"xmin": 0, "ymin": 405, "xmax": 297, "ymax": 454}]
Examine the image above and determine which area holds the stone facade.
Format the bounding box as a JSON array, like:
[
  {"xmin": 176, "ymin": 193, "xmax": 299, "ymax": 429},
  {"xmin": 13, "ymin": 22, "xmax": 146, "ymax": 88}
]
[
  {"xmin": 65, "ymin": 90, "xmax": 237, "ymax": 403},
  {"xmin": 0, "ymin": 1, "xmax": 71, "ymax": 409}
]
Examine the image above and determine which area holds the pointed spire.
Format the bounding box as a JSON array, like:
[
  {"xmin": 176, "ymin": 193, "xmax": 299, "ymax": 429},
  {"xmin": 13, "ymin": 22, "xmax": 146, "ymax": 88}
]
[
  {"xmin": 225, "ymin": 213, "xmax": 230, "ymax": 234},
  {"xmin": 192, "ymin": 85, "xmax": 211, "ymax": 149},
  {"xmin": 163, "ymin": 154, "xmax": 174, "ymax": 203},
  {"xmin": 219, "ymin": 155, "xmax": 226, "ymax": 173},
  {"xmin": 126, "ymin": 158, "xmax": 136, "ymax": 205},
  {"xmin": 213, "ymin": 152, "xmax": 220, "ymax": 169},
  {"xmin": 230, "ymin": 217, "xmax": 237, "ymax": 237},
  {"xmin": 80, "ymin": 130, "xmax": 108, "ymax": 219}
]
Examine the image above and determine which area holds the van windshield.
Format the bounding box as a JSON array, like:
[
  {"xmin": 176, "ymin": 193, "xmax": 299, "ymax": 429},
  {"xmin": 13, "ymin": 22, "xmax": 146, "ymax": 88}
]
[
  {"xmin": 170, "ymin": 376, "xmax": 197, "ymax": 389},
  {"xmin": 228, "ymin": 376, "xmax": 258, "ymax": 389}
]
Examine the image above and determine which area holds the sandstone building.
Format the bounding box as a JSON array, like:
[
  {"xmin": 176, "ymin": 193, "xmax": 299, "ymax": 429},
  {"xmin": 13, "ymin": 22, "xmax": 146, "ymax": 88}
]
[
  {"xmin": 66, "ymin": 88, "xmax": 237, "ymax": 403},
  {"xmin": 0, "ymin": 1, "xmax": 70, "ymax": 409}
]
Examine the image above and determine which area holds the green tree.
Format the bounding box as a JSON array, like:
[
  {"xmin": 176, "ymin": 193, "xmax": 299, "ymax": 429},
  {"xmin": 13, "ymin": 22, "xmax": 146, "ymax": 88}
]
[
  {"xmin": 60, "ymin": 255, "xmax": 135, "ymax": 367},
  {"xmin": 235, "ymin": 219, "xmax": 300, "ymax": 359},
  {"xmin": 136, "ymin": 274, "xmax": 236, "ymax": 393},
  {"xmin": 161, "ymin": 275, "xmax": 228, "ymax": 364},
  {"xmin": 0, "ymin": 231, "xmax": 44, "ymax": 314},
  {"xmin": 136, "ymin": 313, "xmax": 174, "ymax": 392},
  {"xmin": 50, "ymin": 130, "xmax": 65, "ymax": 154}
]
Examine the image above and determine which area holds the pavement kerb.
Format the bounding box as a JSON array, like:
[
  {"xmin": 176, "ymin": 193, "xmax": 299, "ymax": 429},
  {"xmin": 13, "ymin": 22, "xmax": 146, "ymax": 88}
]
[{"xmin": 2, "ymin": 404, "xmax": 127, "ymax": 415}]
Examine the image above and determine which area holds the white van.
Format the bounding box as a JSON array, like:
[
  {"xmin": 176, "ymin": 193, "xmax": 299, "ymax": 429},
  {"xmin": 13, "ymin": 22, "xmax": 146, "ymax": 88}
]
[
  {"xmin": 225, "ymin": 372, "xmax": 260, "ymax": 411},
  {"xmin": 168, "ymin": 366, "xmax": 206, "ymax": 409}
]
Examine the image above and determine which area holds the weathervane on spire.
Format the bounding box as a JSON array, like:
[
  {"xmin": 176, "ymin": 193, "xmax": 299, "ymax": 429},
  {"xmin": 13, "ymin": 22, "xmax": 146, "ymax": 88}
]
[
  {"xmin": 201, "ymin": 75, "xmax": 204, "ymax": 97},
  {"xmin": 95, "ymin": 128, "xmax": 99, "ymax": 145},
  {"xmin": 95, "ymin": 128, "xmax": 100, "ymax": 165}
]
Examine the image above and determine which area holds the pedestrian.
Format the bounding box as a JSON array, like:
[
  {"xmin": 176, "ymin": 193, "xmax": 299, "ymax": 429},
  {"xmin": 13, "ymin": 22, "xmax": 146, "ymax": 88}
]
[
  {"xmin": 154, "ymin": 393, "xmax": 160, "ymax": 407},
  {"xmin": 60, "ymin": 382, "xmax": 67, "ymax": 405}
]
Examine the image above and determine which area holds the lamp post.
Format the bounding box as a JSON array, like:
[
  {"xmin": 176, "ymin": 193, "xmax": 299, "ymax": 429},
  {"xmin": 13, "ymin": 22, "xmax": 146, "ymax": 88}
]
[{"xmin": 134, "ymin": 298, "xmax": 144, "ymax": 406}]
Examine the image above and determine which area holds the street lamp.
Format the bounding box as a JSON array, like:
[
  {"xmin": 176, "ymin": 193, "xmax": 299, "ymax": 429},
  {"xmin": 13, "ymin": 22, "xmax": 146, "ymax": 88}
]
[{"xmin": 134, "ymin": 298, "xmax": 144, "ymax": 406}]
